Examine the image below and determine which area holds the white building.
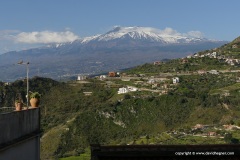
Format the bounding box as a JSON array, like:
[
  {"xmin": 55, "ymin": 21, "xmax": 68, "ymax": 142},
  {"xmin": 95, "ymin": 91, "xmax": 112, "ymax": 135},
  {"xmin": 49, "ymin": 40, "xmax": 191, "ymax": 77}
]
[
  {"xmin": 172, "ymin": 77, "xmax": 179, "ymax": 84},
  {"xmin": 121, "ymin": 78, "xmax": 131, "ymax": 81},
  {"xmin": 99, "ymin": 75, "xmax": 107, "ymax": 80},
  {"xmin": 212, "ymin": 52, "xmax": 217, "ymax": 58},
  {"xmin": 77, "ymin": 75, "xmax": 87, "ymax": 81},
  {"xmin": 117, "ymin": 86, "xmax": 138, "ymax": 94},
  {"xmin": 127, "ymin": 86, "xmax": 138, "ymax": 92},
  {"xmin": 225, "ymin": 59, "xmax": 239, "ymax": 66},
  {"xmin": 4, "ymin": 82, "xmax": 10, "ymax": 86},
  {"xmin": 208, "ymin": 70, "xmax": 219, "ymax": 75},
  {"xmin": 83, "ymin": 92, "xmax": 93, "ymax": 96},
  {"xmin": 148, "ymin": 79, "xmax": 155, "ymax": 84},
  {"xmin": 118, "ymin": 87, "xmax": 130, "ymax": 94},
  {"xmin": 197, "ymin": 70, "xmax": 206, "ymax": 75},
  {"xmin": 193, "ymin": 53, "xmax": 199, "ymax": 57}
]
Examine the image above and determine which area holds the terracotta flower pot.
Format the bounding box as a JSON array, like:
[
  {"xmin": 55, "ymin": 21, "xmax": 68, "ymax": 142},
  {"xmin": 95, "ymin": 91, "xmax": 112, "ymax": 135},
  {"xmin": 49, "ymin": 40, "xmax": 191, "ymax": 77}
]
[
  {"xmin": 30, "ymin": 98, "xmax": 40, "ymax": 108},
  {"xmin": 15, "ymin": 102, "xmax": 23, "ymax": 111}
]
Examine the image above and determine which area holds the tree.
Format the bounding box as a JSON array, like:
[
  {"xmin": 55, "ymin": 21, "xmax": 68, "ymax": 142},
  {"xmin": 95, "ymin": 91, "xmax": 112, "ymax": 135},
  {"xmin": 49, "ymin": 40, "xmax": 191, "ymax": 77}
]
[
  {"xmin": 124, "ymin": 94, "xmax": 131, "ymax": 99},
  {"xmin": 224, "ymin": 133, "xmax": 232, "ymax": 143}
]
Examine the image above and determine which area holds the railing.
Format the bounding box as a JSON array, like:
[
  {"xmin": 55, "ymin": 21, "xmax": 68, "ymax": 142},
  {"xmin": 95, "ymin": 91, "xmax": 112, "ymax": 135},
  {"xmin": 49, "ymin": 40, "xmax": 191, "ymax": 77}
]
[{"xmin": 0, "ymin": 107, "xmax": 15, "ymax": 113}]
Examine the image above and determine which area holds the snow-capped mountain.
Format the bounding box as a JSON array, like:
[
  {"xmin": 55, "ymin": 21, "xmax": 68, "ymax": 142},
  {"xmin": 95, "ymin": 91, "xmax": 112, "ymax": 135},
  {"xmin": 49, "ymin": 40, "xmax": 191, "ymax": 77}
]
[
  {"xmin": 0, "ymin": 26, "xmax": 227, "ymax": 81},
  {"xmin": 79, "ymin": 26, "xmax": 208, "ymax": 44},
  {"xmin": 46, "ymin": 26, "xmax": 220, "ymax": 50}
]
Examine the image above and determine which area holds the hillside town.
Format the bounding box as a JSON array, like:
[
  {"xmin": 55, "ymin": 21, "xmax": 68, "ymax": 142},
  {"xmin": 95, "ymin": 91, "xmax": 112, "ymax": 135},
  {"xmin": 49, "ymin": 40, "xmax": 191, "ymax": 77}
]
[
  {"xmin": 73, "ymin": 49, "xmax": 240, "ymax": 99},
  {"xmin": 76, "ymin": 72, "xmax": 180, "ymax": 96},
  {"xmin": 186, "ymin": 50, "xmax": 240, "ymax": 66}
]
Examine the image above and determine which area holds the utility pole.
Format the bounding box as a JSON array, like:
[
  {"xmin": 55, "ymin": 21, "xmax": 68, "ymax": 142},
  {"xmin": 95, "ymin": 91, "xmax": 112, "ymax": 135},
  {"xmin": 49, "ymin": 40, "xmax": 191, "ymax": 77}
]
[{"xmin": 18, "ymin": 61, "xmax": 30, "ymax": 108}]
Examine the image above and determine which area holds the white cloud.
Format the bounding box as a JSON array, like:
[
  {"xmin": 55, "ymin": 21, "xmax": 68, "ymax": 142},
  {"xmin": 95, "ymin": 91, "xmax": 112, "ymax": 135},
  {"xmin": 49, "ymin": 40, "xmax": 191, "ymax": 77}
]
[
  {"xmin": 157, "ymin": 28, "xmax": 204, "ymax": 38},
  {"xmin": 132, "ymin": 27, "xmax": 204, "ymax": 38},
  {"xmin": 15, "ymin": 31, "xmax": 79, "ymax": 44},
  {"xmin": 186, "ymin": 31, "xmax": 204, "ymax": 38},
  {"xmin": 159, "ymin": 27, "xmax": 180, "ymax": 36}
]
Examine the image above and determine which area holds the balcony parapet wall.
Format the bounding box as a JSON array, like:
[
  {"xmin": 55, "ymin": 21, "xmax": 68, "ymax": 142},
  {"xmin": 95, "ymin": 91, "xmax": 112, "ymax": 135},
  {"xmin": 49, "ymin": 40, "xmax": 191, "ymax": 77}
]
[{"xmin": 0, "ymin": 108, "xmax": 40, "ymax": 146}]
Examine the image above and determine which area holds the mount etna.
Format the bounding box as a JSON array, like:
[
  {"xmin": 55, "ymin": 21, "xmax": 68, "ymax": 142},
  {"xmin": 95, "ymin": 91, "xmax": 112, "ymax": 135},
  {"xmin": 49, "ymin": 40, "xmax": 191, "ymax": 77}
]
[{"xmin": 0, "ymin": 26, "xmax": 227, "ymax": 81}]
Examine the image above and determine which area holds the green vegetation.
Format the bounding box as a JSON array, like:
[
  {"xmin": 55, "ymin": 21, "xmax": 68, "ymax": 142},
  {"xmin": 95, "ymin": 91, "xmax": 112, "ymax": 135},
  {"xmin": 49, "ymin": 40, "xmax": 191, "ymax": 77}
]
[
  {"xmin": 30, "ymin": 91, "xmax": 41, "ymax": 99},
  {"xmin": 60, "ymin": 153, "xmax": 90, "ymax": 160},
  {"xmin": 127, "ymin": 57, "xmax": 231, "ymax": 74},
  {"xmin": 0, "ymin": 68, "xmax": 239, "ymax": 159},
  {"xmin": 217, "ymin": 36, "xmax": 240, "ymax": 58},
  {"xmin": 1, "ymin": 70, "xmax": 240, "ymax": 159},
  {"xmin": 1, "ymin": 37, "xmax": 240, "ymax": 159},
  {"xmin": 0, "ymin": 77, "xmax": 60, "ymax": 109},
  {"xmin": 59, "ymin": 148, "xmax": 91, "ymax": 160}
]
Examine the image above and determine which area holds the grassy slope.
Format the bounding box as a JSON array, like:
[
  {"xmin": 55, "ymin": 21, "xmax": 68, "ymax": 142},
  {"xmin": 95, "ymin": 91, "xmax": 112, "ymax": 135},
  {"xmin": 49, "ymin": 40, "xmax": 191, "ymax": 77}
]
[{"xmin": 40, "ymin": 75, "xmax": 240, "ymax": 158}]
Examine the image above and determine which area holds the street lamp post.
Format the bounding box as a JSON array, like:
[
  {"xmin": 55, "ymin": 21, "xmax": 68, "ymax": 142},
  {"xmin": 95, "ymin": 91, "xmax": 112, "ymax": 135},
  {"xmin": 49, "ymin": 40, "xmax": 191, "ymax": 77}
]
[{"xmin": 18, "ymin": 61, "xmax": 30, "ymax": 108}]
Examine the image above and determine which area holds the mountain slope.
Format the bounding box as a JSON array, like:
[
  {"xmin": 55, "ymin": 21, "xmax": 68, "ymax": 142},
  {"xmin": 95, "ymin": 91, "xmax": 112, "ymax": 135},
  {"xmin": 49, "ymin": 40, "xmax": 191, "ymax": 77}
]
[{"xmin": 0, "ymin": 26, "xmax": 227, "ymax": 82}]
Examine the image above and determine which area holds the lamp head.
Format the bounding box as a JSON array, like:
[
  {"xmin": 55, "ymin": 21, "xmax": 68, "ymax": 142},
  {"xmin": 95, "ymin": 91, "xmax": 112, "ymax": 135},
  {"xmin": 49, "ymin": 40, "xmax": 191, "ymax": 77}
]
[{"xmin": 18, "ymin": 60, "xmax": 23, "ymax": 64}]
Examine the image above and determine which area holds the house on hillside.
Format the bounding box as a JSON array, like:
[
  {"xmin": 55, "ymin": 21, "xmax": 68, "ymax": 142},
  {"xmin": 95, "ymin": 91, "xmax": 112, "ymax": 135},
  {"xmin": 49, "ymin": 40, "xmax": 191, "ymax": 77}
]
[
  {"xmin": 172, "ymin": 77, "xmax": 179, "ymax": 84},
  {"xmin": 153, "ymin": 61, "xmax": 162, "ymax": 65},
  {"xmin": 232, "ymin": 44, "xmax": 238, "ymax": 48},
  {"xmin": 207, "ymin": 132, "xmax": 217, "ymax": 136},
  {"xmin": 148, "ymin": 79, "xmax": 155, "ymax": 84},
  {"xmin": 121, "ymin": 78, "xmax": 131, "ymax": 81},
  {"xmin": 223, "ymin": 125, "xmax": 234, "ymax": 130},
  {"xmin": 117, "ymin": 86, "xmax": 138, "ymax": 94},
  {"xmin": 99, "ymin": 75, "xmax": 107, "ymax": 80},
  {"xmin": 77, "ymin": 75, "xmax": 87, "ymax": 81},
  {"xmin": 225, "ymin": 59, "xmax": 240, "ymax": 66},
  {"xmin": 181, "ymin": 59, "xmax": 188, "ymax": 64},
  {"xmin": 208, "ymin": 70, "xmax": 219, "ymax": 75},
  {"xmin": 108, "ymin": 72, "xmax": 116, "ymax": 77},
  {"xmin": 211, "ymin": 52, "xmax": 217, "ymax": 58},
  {"xmin": 236, "ymin": 77, "xmax": 240, "ymax": 83},
  {"xmin": 118, "ymin": 87, "xmax": 129, "ymax": 94},
  {"xmin": 193, "ymin": 53, "xmax": 200, "ymax": 58},
  {"xmin": 222, "ymin": 124, "xmax": 240, "ymax": 130},
  {"xmin": 197, "ymin": 70, "xmax": 206, "ymax": 75},
  {"xmin": 187, "ymin": 55, "xmax": 193, "ymax": 59},
  {"xmin": 83, "ymin": 92, "xmax": 93, "ymax": 96},
  {"xmin": 127, "ymin": 86, "xmax": 138, "ymax": 92},
  {"xmin": 192, "ymin": 124, "xmax": 204, "ymax": 130},
  {"xmin": 4, "ymin": 82, "xmax": 10, "ymax": 86}
]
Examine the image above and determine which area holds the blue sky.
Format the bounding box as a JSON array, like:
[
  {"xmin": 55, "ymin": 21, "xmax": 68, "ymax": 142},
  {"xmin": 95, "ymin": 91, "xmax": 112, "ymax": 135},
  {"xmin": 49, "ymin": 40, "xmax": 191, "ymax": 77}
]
[{"xmin": 0, "ymin": 0, "xmax": 240, "ymax": 53}]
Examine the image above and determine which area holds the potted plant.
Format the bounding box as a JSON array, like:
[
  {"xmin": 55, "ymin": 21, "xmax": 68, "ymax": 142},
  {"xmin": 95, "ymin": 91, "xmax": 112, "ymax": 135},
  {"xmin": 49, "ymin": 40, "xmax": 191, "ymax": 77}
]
[
  {"xmin": 15, "ymin": 99, "xmax": 23, "ymax": 111},
  {"xmin": 30, "ymin": 92, "xmax": 41, "ymax": 108}
]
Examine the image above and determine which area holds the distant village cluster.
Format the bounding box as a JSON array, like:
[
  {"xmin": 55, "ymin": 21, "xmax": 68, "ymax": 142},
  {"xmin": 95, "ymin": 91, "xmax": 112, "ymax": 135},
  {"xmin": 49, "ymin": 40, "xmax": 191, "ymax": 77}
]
[
  {"xmin": 75, "ymin": 49, "xmax": 240, "ymax": 97},
  {"xmin": 191, "ymin": 123, "xmax": 240, "ymax": 137},
  {"xmin": 77, "ymin": 70, "xmax": 180, "ymax": 96},
  {"xmin": 186, "ymin": 51, "xmax": 240, "ymax": 66},
  {"xmin": 169, "ymin": 123, "xmax": 240, "ymax": 139}
]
